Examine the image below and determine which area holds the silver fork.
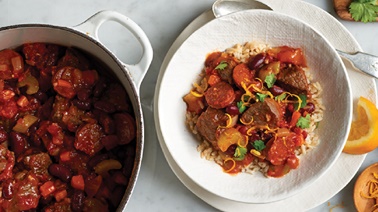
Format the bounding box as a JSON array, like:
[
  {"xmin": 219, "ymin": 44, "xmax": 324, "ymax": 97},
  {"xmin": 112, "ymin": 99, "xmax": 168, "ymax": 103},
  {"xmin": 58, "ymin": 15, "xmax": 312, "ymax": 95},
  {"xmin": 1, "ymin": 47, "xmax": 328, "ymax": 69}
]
[{"xmin": 336, "ymin": 50, "xmax": 378, "ymax": 79}]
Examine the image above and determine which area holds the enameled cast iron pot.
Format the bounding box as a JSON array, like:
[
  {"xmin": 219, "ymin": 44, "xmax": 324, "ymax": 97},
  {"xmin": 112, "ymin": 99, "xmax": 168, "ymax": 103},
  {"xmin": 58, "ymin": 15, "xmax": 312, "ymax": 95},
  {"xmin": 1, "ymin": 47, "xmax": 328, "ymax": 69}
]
[{"xmin": 0, "ymin": 10, "xmax": 153, "ymax": 210}]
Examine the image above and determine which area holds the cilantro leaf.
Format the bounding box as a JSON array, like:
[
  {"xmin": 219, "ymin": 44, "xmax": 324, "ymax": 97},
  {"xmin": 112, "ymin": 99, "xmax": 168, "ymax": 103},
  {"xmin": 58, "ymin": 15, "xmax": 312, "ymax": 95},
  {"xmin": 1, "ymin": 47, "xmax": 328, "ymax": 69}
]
[
  {"xmin": 296, "ymin": 114, "xmax": 311, "ymax": 129},
  {"xmin": 256, "ymin": 93, "xmax": 267, "ymax": 102},
  {"xmin": 265, "ymin": 73, "xmax": 276, "ymax": 88},
  {"xmin": 252, "ymin": 140, "xmax": 266, "ymax": 151},
  {"xmin": 349, "ymin": 0, "xmax": 378, "ymax": 23},
  {"xmin": 294, "ymin": 94, "xmax": 307, "ymax": 110},
  {"xmin": 237, "ymin": 101, "xmax": 247, "ymax": 113},
  {"xmin": 234, "ymin": 146, "xmax": 247, "ymax": 161},
  {"xmin": 215, "ymin": 61, "xmax": 228, "ymax": 70},
  {"xmin": 275, "ymin": 93, "xmax": 287, "ymax": 101}
]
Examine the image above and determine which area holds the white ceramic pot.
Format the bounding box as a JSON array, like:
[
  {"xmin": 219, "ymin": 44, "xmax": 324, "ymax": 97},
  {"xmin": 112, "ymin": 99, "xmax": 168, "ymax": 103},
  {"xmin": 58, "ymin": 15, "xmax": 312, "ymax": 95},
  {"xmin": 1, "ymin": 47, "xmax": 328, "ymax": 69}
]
[{"xmin": 0, "ymin": 10, "xmax": 153, "ymax": 210}]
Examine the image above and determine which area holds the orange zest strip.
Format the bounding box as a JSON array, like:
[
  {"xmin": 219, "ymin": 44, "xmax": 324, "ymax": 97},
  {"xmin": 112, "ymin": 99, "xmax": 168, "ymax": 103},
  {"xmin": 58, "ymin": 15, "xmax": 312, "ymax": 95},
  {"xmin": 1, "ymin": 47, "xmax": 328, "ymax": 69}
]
[
  {"xmin": 218, "ymin": 113, "xmax": 233, "ymax": 129},
  {"xmin": 223, "ymin": 158, "xmax": 236, "ymax": 173},
  {"xmin": 237, "ymin": 136, "xmax": 248, "ymax": 148},
  {"xmin": 280, "ymin": 92, "xmax": 302, "ymax": 111},
  {"xmin": 240, "ymin": 116, "xmax": 253, "ymax": 125},
  {"xmin": 190, "ymin": 89, "xmax": 204, "ymax": 97}
]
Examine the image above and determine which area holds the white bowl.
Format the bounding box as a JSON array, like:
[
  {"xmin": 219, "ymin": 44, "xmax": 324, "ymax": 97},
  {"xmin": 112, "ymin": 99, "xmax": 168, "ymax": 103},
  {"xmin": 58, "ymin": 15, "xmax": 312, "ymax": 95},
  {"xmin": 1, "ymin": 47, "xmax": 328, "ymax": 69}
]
[{"xmin": 156, "ymin": 10, "xmax": 352, "ymax": 203}]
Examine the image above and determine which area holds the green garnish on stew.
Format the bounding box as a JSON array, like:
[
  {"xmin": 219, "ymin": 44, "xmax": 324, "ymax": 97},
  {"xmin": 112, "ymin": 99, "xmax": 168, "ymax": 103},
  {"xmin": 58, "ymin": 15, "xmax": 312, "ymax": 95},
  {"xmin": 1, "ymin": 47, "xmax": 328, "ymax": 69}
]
[
  {"xmin": 275, "ymin": 93, "xmax": 287, "ymax": 101},
  {"xmin": 252, "ymin": 140, "xmax": 266, "ymax": 151},
  {"xmin": 215, "ymin": 61, "xmax": 228, "ymax": 70},
  {"xmin": 256, "ymin": 93, "xmax": 267, "ymax": 102},
  {"xmin": 296, "ymin": 114, "xmax": 311, "ymax": 129},
  {"xmin": 237, "ymin": 101, "xmax": 246, "ymax": 113},
  {"xmin": 294, "ymin": 94, "xmax": 307, "ymax": 110},
  {"xmin": 234, "ymin": 146, "xmax": 247, "ymax": 161},
  {"xmin": 265, "ymin": 73, "xmax": 276, "ymax": 88}
]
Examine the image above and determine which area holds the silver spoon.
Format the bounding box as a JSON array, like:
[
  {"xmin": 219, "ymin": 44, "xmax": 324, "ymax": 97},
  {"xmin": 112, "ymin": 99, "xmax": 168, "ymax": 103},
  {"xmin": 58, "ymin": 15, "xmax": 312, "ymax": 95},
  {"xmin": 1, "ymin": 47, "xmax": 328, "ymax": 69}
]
[
  {"xmin": 212, "ymin": 0, "xmax": 378, "ymax": 79},
  {"xmin": 212, "ymin": 0, "xmax": 271, "ymax": 18}
]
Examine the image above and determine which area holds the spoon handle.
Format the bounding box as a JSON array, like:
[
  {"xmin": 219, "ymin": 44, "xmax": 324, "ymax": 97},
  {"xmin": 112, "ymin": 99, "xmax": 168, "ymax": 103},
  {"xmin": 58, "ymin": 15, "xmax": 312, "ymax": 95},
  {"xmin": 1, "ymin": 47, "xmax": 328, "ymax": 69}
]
[{"xmin": 336, "ymin": 49, "xmax": 378, "ymax": 79}]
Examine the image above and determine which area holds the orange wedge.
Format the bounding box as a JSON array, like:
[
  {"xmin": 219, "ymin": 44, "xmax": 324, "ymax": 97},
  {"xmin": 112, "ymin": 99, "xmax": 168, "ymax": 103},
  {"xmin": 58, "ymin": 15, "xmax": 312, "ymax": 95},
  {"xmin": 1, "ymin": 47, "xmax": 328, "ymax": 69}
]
[{"xmin": 343, "ymin": 96, "xmax": 378, "ymax": 154}]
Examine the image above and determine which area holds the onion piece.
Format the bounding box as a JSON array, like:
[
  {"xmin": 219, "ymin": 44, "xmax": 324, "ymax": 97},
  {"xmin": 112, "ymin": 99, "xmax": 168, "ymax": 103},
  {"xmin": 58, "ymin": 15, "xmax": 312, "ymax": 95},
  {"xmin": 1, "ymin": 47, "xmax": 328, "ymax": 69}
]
[
  {"xmin": 11, "ymin": 56, "xmax": 23, "ymax": 72},
  {"xmin": 217, "ymin": 128, "xmax": 246, "ymax": 152},
  {"xmin": 13, "ymin": 114, "xmax": 38, "ymax": 134},
  {"xmin": 276, "ymin": 128, "xmax": 291, "ymax": 137},
  {"xmin": 265, "ymin": 98, "xmax": 282, "ymax": 120}
]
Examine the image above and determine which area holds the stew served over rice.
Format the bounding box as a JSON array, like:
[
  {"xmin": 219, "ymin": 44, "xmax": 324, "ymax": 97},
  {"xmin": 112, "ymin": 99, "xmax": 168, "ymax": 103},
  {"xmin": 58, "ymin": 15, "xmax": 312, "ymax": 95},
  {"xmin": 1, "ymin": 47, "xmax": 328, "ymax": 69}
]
[
  {"xmin": 0, "ymin": 43, "xmax": 136, "ymax": 211},
  {"xmin": 184, "ymin": 42, "xmax": 323, "ymax": 178}
]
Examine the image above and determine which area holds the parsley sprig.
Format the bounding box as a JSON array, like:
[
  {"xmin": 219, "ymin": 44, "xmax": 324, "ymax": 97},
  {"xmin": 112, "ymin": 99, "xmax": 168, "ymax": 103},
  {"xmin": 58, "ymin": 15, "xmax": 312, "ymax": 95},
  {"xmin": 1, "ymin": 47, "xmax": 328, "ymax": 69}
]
[
  {"xmin": 252, "ymin": 140, "xmax": 266, "ymax": 151},
  {"xmin": 215, "ymin": 61, "xmax": 228, "ymax": 70},
  {"xmin": 234, "ymin": 146, "xmax": 247, "ymax": 161},
  {"xmin": 349, "ymin": 0, "xmax": 378, "ymax": 23}
]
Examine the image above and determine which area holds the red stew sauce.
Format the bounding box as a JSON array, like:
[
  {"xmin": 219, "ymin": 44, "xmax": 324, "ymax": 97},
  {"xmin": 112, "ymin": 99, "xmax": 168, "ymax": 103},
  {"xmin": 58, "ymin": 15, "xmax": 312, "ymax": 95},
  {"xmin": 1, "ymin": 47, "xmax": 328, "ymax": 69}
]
[
  {"xmin": 184, "ymin": 46, "xmax": 316, "ymax": 178},
  {"xmin": 0, "ymin": 43, "xmax": 136, "ymax": 211}
]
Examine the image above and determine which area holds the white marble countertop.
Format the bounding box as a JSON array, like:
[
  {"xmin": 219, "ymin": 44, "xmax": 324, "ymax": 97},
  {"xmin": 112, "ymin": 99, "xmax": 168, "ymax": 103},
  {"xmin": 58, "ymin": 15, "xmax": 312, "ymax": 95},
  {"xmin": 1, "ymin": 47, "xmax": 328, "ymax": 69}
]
[{"xmin": 0, "ymin": 0, "xmax": 377, "ymax": 211}]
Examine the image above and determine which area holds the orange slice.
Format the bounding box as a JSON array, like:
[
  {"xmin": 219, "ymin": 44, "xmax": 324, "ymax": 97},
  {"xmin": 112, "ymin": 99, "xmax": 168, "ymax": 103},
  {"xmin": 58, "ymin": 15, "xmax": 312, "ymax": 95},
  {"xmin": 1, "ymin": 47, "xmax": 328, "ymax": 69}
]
[{"xmin": 343, "ymin": 96, "xmax": 378, "ymax": 154}]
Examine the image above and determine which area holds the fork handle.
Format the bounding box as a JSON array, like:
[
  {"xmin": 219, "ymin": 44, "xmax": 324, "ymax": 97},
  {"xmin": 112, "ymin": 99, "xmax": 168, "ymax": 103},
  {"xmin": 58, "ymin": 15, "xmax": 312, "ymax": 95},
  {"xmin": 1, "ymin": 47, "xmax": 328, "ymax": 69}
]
[{"xmin": 336, "ymin": 49, "xmax": 378, "ymax": 79}]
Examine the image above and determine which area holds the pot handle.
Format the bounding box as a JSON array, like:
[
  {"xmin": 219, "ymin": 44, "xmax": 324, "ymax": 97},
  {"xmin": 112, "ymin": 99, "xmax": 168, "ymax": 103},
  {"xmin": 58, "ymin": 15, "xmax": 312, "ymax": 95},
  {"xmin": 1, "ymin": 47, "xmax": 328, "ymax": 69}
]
[{"xmin": 73, "ymin": 10, "xmax": 153, "ymax": 92}]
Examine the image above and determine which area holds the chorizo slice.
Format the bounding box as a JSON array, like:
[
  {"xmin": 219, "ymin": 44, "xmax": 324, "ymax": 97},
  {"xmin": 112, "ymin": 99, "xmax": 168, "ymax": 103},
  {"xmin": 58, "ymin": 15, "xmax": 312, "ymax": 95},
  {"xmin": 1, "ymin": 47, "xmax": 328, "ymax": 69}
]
[
  {"xmin": 75, "ymin": 123, "xmax": 104, "ymax": 156},
  {"xmin": 52, "ymin": 66, "xmax": 83, "ymax": 99},
  {"xmin": 232, "ymin": 63, "xmax": 255, "ymax": 88},
  {"xmin": 114, "ymin": 113, "xmax": 136, "ymax": 145},
  {"xmin": 204, "ymin": 81, "xmax": 235, "ymax": 109}
]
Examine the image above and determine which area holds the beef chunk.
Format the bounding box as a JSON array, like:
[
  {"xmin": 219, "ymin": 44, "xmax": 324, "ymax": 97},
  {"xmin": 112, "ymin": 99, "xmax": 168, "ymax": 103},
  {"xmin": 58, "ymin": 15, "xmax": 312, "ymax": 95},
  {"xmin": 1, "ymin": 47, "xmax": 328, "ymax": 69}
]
[
  {"xmin": 196, "ymin": 107, "xmax": 227, "ymax": 149},
  {"xmin": 217, "ymin": 58, "xmax": 238, "ymax": 84},
  {"xmin": 276, "ymin": 65, "xmax": 309, "ymax": 95},
  {"xmin": 240, "ymin": 101, "xmax": 279, "ymax": 128},
  {"xmin": 23, "ymin": 152, "xmax": 52, "ymax": 179}
]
